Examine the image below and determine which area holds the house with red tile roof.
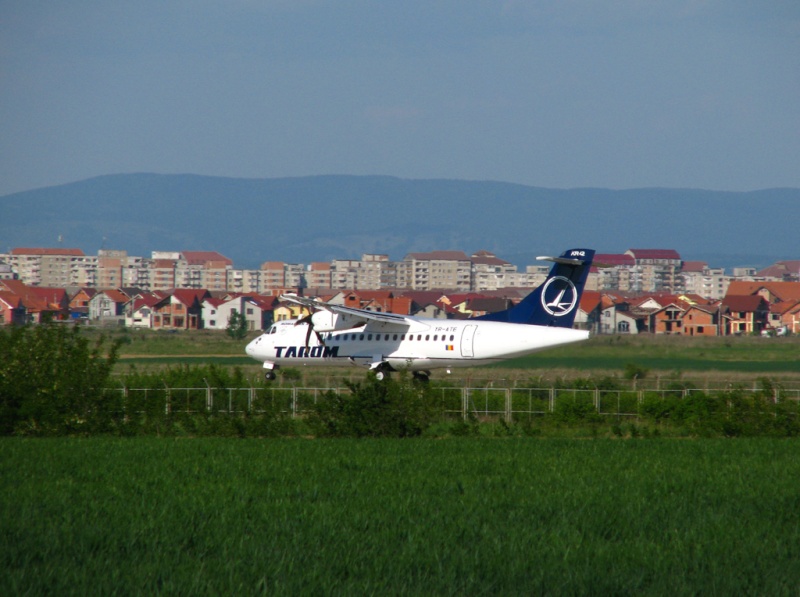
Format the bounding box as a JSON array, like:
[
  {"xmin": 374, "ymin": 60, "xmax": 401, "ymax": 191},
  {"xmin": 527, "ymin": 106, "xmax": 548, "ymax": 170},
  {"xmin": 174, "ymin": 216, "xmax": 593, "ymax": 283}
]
[
  {"xmin": 89, "ymin": 289, "xmax": 131, "ymax": 321},
  {"xmin": 575, "ymin": 290, "xmax": 602, "ymax": 333},
  {"xmin": 326, "ymin": 290, "xmax": 414, "ymax": 316},
  {"xmin": 453, "ymin": 296, "xmax": 514, "ymax": 318},
  {"xmin": 768, "ymin": 300, "xmax": 799, "ymax": 333},
  {"xmin": 682, "ymin": 303, "xmax": 727, "ymax": 336},
  {"xmin": 126, "ymin": 293, "xmax": 162, "ymax": 328},
  {"xmin": 599, "ymin": 296, "xmax": 646, "ymax": 334},
  {"xmin": 69, "ymin": 288, "xmax": 98, "ymax": 320},
  {"xmin": 201, "ymin": 294, "xmax": 275, "ymax": 331},
  {"xmin": 782, "ymin": 302, "xmax": 800, "ymax": 335},
  {"xmin": 756, "ymin": 261, "xmax": 800, "ymax": 281},
  {"xmin": 722, "ymin": 295, "xmax": 769, "ymax": 335},
  {"xmin": 0, "ymin": 291, "xmax": 26, "ymax": 325},
  {"xmin": 0, "ymin": 280, "xmax": 69, "ymax": 322},
  {"xmin": 152, "ymin": 289, "xmax": 210, "ymax": 329},
  {"xmin": 725, "ymin": 281, "xmax": 800, "ymax": 305},
  {"xmin": 650, "ymin": 301, "xmax": 687, "ymax": 334}
]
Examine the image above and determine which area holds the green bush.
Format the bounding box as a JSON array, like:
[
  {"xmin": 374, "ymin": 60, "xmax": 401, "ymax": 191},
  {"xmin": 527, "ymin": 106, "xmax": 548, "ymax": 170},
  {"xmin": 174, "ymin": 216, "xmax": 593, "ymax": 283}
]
[
  {"xmin": 306, "ymin": 374, "xmax": 436, "ymax": 437},
  {"xmin": 0, "ymin": 324, "xmax": 121, "ymax": 435}
]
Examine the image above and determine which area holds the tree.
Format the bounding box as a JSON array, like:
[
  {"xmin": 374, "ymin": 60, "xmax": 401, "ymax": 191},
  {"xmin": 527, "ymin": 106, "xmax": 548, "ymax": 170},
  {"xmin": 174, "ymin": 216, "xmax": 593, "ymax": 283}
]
[
  {"xmin": 0, "ymin": 324, "xmax": 121, "ymax": 435},
  {"xmin": 226, "ymin": 309, "xmax": 249, "ymax": 340}
]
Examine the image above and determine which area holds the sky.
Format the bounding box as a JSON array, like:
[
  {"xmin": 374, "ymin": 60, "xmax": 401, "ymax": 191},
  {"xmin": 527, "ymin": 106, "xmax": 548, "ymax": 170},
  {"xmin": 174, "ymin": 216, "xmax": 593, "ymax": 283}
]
[{"xmin": 1, "ymin": 1, "xmax": 798, "ymax": 196}]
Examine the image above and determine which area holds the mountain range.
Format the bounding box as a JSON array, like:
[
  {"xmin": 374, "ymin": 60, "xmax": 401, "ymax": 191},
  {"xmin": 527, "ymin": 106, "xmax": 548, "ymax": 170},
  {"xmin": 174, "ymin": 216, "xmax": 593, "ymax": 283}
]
[{"xmin": 2, "ymin": 173, "xmax": 798, "ymax": 270}]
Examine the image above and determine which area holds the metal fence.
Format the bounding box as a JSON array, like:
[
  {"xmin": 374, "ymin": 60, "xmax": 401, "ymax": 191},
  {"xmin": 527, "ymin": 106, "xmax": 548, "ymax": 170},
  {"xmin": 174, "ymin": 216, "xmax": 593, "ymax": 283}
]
[{"xmin": 114, "ymin": 384, "xmax": 800, "ymax": 423}]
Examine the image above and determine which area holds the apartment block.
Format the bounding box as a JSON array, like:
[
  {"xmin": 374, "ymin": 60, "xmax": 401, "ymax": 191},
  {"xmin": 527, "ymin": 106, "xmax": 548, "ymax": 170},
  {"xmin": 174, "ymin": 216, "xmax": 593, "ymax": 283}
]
[
  {"xmin": 306, "ymin": 262, "xmax": 332, "ymax": 289},
  {"xmin": 471, "ymin": 250, "xmax": 520, "ymax": 291},
  {"xmin": 8, "ymin": 248, "xmax": 89, "ymax": 287},
  {"xmin": 680, "ymin": 261, "xmax": 730, "ymax": 300},
  {"xmin": 625, "ymin": 249, "xmax": 682, "ymax": 293},
  {"xmin": 329, "ymin": 254, "xmax": 394, "ymax": 290},
  {"xmin": 400, "ymin": 251, "xmax": 472, "ymax": 291}
]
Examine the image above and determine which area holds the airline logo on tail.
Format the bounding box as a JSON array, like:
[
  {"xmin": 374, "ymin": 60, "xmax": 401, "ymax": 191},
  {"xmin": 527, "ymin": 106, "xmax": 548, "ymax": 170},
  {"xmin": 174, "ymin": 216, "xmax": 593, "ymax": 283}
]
[{"xmin": 540, "ymin": 276, "xmax": 578, "ymax": 317}]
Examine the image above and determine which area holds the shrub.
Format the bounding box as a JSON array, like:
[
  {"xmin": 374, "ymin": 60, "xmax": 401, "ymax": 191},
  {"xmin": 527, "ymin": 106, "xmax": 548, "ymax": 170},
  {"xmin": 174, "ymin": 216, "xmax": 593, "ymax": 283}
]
[
  {"xmin": 623, "ymin": 363, "xmax": 649, "ymax": 381},
  {"xmin": 0, "ymin": 324, "xmax": 121, "ymax": 435},
  {"xmin": 306, "ymin": 374, "xmax": 436, "ymax": 437}
]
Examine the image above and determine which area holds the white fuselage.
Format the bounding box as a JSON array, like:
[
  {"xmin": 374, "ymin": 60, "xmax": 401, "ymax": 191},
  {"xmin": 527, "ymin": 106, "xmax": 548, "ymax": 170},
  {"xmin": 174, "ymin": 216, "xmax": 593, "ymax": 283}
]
[{"xmin": 245, "ymin": 317, "xmax": 589, "ymax": 372}]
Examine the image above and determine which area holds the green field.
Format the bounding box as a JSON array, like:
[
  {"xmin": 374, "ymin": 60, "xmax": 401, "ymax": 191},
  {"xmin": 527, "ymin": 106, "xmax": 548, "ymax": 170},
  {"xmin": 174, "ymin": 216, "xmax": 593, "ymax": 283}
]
[
  {"xmin": 109, "ymin": 330, "xmax": 800, "ymax": 386},
  {"xmin": 3, "ymin": 438, "xmax": 800, "ymax": 594},
  {"xmin": 108, "ymin": 329, "xmax": 800, "ymax": 362}
]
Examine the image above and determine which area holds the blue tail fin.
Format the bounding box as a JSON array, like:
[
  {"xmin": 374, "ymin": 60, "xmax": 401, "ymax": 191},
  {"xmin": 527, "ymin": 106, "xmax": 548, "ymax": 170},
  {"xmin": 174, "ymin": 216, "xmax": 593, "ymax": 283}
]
[{"xmin": 475, "ymin": 248, "xmax": 595, "ymax": 327}]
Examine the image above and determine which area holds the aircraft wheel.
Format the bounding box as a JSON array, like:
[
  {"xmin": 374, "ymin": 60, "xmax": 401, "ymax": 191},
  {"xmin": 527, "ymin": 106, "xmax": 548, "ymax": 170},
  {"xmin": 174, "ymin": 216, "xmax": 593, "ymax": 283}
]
[
  {"xmin": 264, "ymin": 371, "xmax": 277, "ymax": 381},
  {"xmin": 413, "ymin": 371, "xmax": 430, "ymax": 383},
  {"xmin": 375, "ymin": 370, "xmax": 387, "ymax": 381}
]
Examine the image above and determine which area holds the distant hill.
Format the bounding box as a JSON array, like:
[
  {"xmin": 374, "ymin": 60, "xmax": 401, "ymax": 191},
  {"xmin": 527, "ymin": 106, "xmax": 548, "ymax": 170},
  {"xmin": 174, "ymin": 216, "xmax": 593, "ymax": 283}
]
[{"xmin": 2, "ymin": 173, "xmax": 798, "ymax": 269}]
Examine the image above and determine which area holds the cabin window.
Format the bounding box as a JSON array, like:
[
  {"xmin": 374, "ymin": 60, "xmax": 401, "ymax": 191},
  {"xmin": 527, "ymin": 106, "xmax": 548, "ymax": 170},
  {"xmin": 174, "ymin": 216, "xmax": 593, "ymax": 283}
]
[
  {"xmin": 360, "ymin": 334, "xmax": 365, "ymax": 341},
  {"xmin": 450, "ymin": 335, "xmax": 455, "ymax": 341},
  {"xmin": 417, "ymin": 335, "xmax": 422, "ymax": 341},
  {"xmin": 425, "ymin": 335, "xmax": 430, "ymax": 341},
  {"xmin": 433, "ymin": 335, "xmax": 438, "ymax": 341},
  {"xmin": 385, "ymin": 334, "xmax": 390, "ymax": 341},
  {"xmin": 393, "ymin": 334, "xmax": 398, "ymax": 341},
  {"xmin": 367, "ymin": 334, "xmax": 373, "ymax": 341},
  {"xmin": 409, "ymin": 335, "xmax": 413, "ymax": 341}
]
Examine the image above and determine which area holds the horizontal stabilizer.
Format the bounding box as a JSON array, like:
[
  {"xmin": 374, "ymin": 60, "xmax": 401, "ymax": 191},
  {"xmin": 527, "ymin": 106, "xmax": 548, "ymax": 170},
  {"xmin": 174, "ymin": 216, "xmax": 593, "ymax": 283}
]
[{"xmin": 535, "ymin": 255, "xmax": 583, "ymax": 266}]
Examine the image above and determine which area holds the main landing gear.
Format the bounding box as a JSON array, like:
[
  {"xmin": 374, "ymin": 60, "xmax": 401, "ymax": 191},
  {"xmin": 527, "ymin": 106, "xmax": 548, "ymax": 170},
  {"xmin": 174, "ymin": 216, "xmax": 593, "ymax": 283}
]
[
  {"xmin": 373, "ymin": 363, "xmax": 393, "ymax": 381},
  {"xmin": 413, "ymin": 371, "xmax": 430, "ymax": 383},
  {"xmin": 372, "ymin": 367, "xmax": 430, "ymax": 383},
  {"xmin": 264, "ymin": 368, "xmax": 277, "ymax": 381}
]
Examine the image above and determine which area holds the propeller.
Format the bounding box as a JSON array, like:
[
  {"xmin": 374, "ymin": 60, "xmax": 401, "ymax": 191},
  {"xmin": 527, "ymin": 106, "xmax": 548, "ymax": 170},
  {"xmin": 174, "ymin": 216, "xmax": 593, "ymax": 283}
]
[{"xmin": 296, "ymin": 312, "xmax": 325, "ymax": 348}]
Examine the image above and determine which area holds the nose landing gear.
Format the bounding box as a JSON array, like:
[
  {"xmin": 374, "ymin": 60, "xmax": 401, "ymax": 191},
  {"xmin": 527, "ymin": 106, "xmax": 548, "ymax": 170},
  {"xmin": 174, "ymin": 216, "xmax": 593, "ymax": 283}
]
[{"xmin": 264, "ymin": 367, "xmax": 277, "ymax": 381}]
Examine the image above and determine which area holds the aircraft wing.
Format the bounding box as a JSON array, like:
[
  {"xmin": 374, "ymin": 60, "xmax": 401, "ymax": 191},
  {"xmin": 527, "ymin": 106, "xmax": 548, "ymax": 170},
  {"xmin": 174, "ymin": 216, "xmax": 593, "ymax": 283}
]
[{"xmin": 281, "ymin": 294, "xmax": 415, "ymax": 327}]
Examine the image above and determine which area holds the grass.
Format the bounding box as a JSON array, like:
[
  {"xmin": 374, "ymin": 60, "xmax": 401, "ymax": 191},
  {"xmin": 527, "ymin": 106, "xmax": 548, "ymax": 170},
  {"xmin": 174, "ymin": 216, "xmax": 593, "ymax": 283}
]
[
  {"xmin": 109, "ymin": 330, "xmax": 800, "ymax": 388},
  {"xmin": 503, "ymin": 334, "xmax": 800, "ymax": 371},
  {"xmin": 3, "ymin": 438, "xmax": 800, "ymax": 594}
]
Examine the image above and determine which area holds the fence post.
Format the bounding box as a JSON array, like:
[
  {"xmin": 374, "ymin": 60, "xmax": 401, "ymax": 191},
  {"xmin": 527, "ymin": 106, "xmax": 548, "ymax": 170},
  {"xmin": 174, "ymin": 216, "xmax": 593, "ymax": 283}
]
[
  {"xmin": 549, "ymin": 388, "xmax": 555, "ymax": 412},
  {"xmin": 505, "ymin": 388, "xmax": 512, "ymax": 424},
  {"xmin": 462, "ymin": 388, "xmax": 468, "ymax": 421},
  {"xmin": 163, "ymin": 382, "xmax": 171, "ymax": 415},
  {"xmin": 204, "ymin": 378, "xmax": 213, "ymax": 412},
  {"xmin": 122, "ymin": 384, "xmax": 129, "ymax": 423}
]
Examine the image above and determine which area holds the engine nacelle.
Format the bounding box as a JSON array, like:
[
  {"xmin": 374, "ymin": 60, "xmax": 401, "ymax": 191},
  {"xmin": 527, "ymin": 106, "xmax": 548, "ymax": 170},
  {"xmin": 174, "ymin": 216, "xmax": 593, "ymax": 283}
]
[{"xmin": 310, "ymin": 310, "xmax": 358, "ymax": 332}]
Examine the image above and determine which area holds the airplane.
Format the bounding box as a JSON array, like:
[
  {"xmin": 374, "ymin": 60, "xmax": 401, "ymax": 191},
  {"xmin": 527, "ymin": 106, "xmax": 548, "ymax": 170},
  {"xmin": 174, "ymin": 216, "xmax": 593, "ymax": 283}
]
[{"xmin": 245, "ymin": 248, "xmax": 595, "ymax": 381}]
